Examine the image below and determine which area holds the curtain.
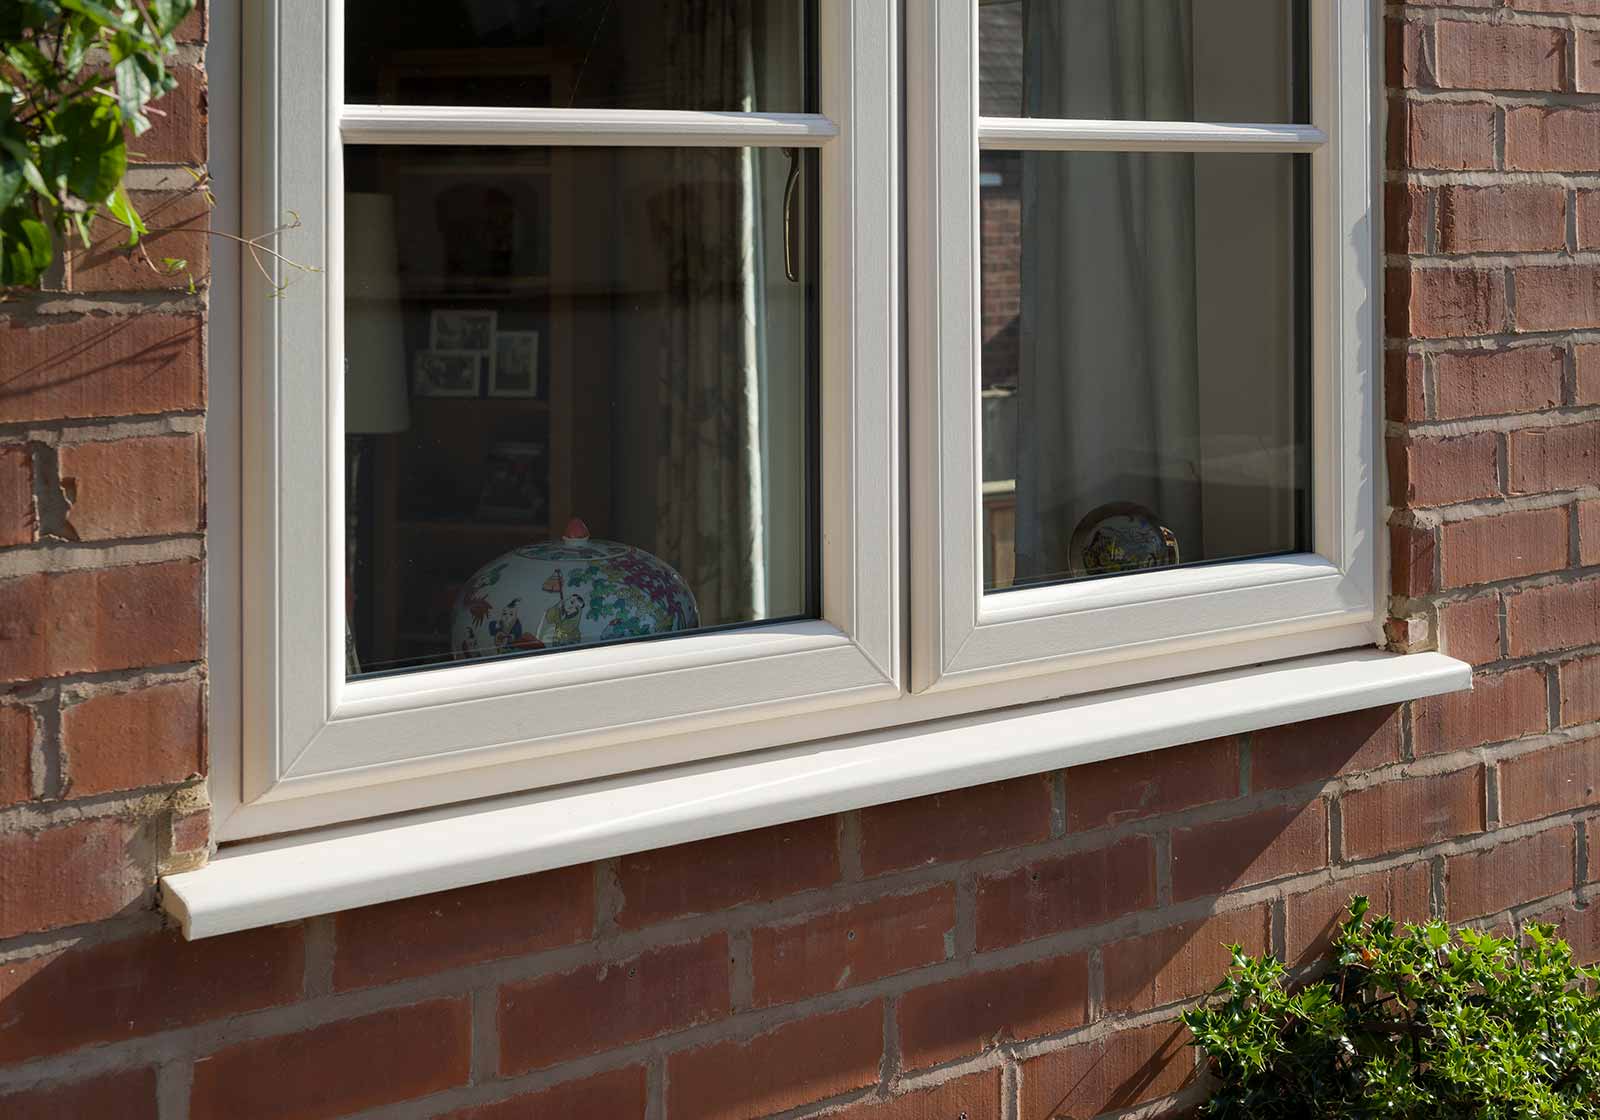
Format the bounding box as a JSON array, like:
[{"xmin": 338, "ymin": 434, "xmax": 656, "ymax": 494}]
[
  {"xmin": 649, "ymin": 0, "xmax": 768, "ymax": 625},
  {"xmin": 1015, "ymin": 1, "xmax": 1202, "ymax": 581}
]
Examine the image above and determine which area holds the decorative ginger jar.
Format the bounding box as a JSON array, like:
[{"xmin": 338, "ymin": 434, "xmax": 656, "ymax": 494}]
[{"xmin": 451, "ymin": 518, "xmax": 699, "ymax": 658}]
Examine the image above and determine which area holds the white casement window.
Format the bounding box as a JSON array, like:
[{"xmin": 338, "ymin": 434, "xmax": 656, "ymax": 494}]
[{"xmin": 182, "ymin": 0, "xmax": 1466, "ymax": 930}]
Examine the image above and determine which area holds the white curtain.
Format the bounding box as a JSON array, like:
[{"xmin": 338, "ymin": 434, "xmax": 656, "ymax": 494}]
[{"xmin": 1015, "ymin": 0, "xmax": 1202, "ymax": 581}]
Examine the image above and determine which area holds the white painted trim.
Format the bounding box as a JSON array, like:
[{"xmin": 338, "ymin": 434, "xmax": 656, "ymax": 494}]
[
  {"xmin": 340, "ymin": 105, "xmax": 839, "ymax": 147},
  {"xmin": 977, "ymin": 118, "xmax": 1327, "ymax": 152},
  {"xmin": 165, "ymin": 649, "xmax": 1471, "ymax": 939}
]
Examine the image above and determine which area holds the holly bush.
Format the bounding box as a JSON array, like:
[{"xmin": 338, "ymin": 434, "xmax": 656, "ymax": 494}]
[
  {"xmin": 2, "ymin": 0, "xmax": 194, "ymax": 285},
  {"xmin": 1184, "ymin": 896, "xmax": 1600, "ymax": 1117}
]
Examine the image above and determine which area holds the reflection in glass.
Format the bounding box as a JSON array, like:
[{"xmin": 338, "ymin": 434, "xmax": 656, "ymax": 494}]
[
  {"xmin": 343, "ymin": 144, "xmax": 816, "ymax": 677},
  {"xmin": 345, "ymin": 0, "xmax": 811, "ymax": 113},
  {"xmin": 977, "ymin": 0, "xmax": 1307, "ymax": 124},
  {"xmin": 979, "ymin": 151, "xmax": 1309, "ymax": 592}
]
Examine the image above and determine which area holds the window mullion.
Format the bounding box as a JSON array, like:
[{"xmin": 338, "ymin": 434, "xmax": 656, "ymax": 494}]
[
  {"xmin": 976, "ymin": 117, "xmax": 1327, "ymax": 153},
  {"xmin": 339, "ymin": 104, "xmax": 839, "ymax": 148}
]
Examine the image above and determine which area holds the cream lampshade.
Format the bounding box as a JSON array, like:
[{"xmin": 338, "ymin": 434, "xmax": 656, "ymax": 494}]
[{"xmin": 344, "ymin": 192, "xmax": 410, "ymax": 434}]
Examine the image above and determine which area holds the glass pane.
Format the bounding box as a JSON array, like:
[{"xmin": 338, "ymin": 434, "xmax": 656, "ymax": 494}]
[
  {"xmin": 978, "ymin": 0, "xmax": 1308, "ymax": 123},
  {"xmin": 980, "ymin": 151, "xmax": 1309, "ymax": 592},
  {"xmin": 343, "ymin": 145, "xmax": 817, "ymax": 677},
  {"xmin": 346, "ymin": 0, "xmax": 811, "ymax": 112}
]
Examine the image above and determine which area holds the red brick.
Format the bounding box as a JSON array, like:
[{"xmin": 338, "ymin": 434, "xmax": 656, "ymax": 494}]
[
  {"xmin": 1385, "ymin": 350, "xmax": 1426, "ymax": 422},
  {"xmin": 896, "ymin": 956, "xmax": 1090, "ymax": 1070},
  {"xmin": 751, "ymin": 886, "xmax": 954, "ymax": 1007},
  {"xmin": 1433, "ymin": 21, "xmax": 1566, "ymax": 92},
  {"xmin": 1283, "ymin": 864, "xmax": 1433, "ymax": 969},
  {"xmin": 0, "ymin": 561, "xmax": 203, "ymax": 683},
  {"xmin": 1583, "ymin": 499, "xmax": 1600, "ymax": 565},
  {"xmin": 1017, "ymin": 1022, "xmax": 1194, "ymax": 1120},
  {"xmin": 131, "ymin": 66, "xmax": 207, "ymax": 164},
  {"xmin": 859, "ymin": 774, "xmax": 1053, "ymax": 875},
  {"xmin": 68, "ymin": 189, "xmax": 210, "ymax": 292},
  {"xmin": 1518, "ymin": 0, "xmax": 1600, "ymax": 15},
  {"xmin": 1391, "ymin": 521, "xmax": 1438, "ymax": 598},
  {"xmin": 1171, "ymin": 801, "xmax": 1329, "ymax": 901},
  {"xmin": 1102, "ymin": 905, "xmax": 1270, "ymax": 1013},
  {"xmin": 334, "ymin": 864, "xmax": 593, "ymax": 990},
  {"xmin": 1499, "ymin": 737, "xmax": 1600, "ymax": 824},
  {"xmin": 1515, "ymin": 265, "xmax": 1600, "ymax": 333},
  {"xmin": 1392, "ymin": 99, "xmax": 1497, "ymax": 170},
  {"xmin": 1386, "ymin": 183, "xmax": 1433, "ymax": 253},
  {"xmin": 1579, "ymin": 193, "xmax": 1600, "ymax": 251},
  {"xmin": 0, "ymin": 1069, "xmax": 158, "ymax": 1120},
  {"xmin": 0, "ymin": 704, "xmax": 33, "ymax": 806},
  {"xmin": 1387, "ymin": 19, "xmax": 1429, "ymax": 88},
  {"xmin": 190, "ymin": 999, "xmax": 471, "ymax": 1120},
  {"xmin": 0, "ymin": 925, "xmax": 304, "ymax": 1065},
  {"xmin": 1066, "ymin": 738, "xmax": 1239, "ymax": 830},
  {"xmin": 1438, "ymin": 595, "xmax": 1503, "ymax": 666},
  {"xmin": 1525, "ymin": 900, "xmax": 1600, "ymax": 966},
  {"xmin": 60, "ymin": 678, "xmax": 204, "ymax": 796},
  {"xmin": 1506, "ymin": 579, "xmax": 1600, "ymax": 657},
  {"xmin": 0, "ymin": 444, "xmax": 35, "ymax": 547},
  {"xmin": 1341, "ymin": 768, "xmax": 1486, "ymax": 860},
  {"xmin": 614, "ymin": 818, "xmax": 837, "ymax": 928},
  {"xmin": 58, "ymin": 434, "xmax": 202, "ymax": 540},
  {"xmin": 975, "ymin": 838, "xmax": 1156, "ymax": 950},
  {"xmin": 1580, "ymin": 29, "xmax": 1600, "ymax": 93},
  {"xmin": 1388, "ymin": 267, "xmax": 1506, "ymax": 339},
  {"xmin": 1433, "ymin": 347, "xmax": 1563, "ymax": 419},
  {"xmin": 1562, "ymin": 657, "xmax": 1600, "ymax": 726},
  {"xmin": 828, "ymin": 1072, "xmax": 1002, "ymax": 1120},
  {"xmin": 498, "ymin": 936, "xmax": 730, "ymax": 1074},
  {"xmin": 437, "ymin": 1068, "xmax": 647, "ymax": 1120},
  {"xmin": 1440, "ymin": 184, "xmax": 1566, "ymax": 254},
  {"xmin": 0, "ymin": 816, "xmax": 151, "ymax": 939},
  {"xmin": 0, "ymin": 314, "xmax": 203, "ymax": 424},
  {"xmin": 1252, "ymin": 708, "xmax": 1404, "ymax": 791},
  {"xmin": 1387, "ymin": 433, "xmax": 1500, "ymax": 508},
  {"xmin": 1442, "ymin": 507, "xmax": 1570, "ymax": 587},
  {"xmin": 1509, "ymin": 423, "xmax": 1600, "ymax": 495},
  {"xmin": 1414, "ymin": 666, "xmax": 1548, "ymax": 756},
  {"xmin": 667, "ymin": 1002, "xmax": 883, "ymax": 1120},
  {"xmin": 1508, "ymin": 106, "xmax": 1600, "ymax": 172},
  {"xmin": 1448, "ymin": 828, "xmax": 1574, "ymax": 921}
]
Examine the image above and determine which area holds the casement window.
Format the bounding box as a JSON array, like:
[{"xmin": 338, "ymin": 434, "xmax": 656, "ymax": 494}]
[{"xmin": 177, "ymin": 0, "xmax": 1465, "ymax": 934}]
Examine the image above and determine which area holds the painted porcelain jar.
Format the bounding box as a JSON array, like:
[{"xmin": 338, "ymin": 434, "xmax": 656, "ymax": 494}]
[{"xmin": 451, "ymin": 519, "xmax": 700, "ymax": 658}]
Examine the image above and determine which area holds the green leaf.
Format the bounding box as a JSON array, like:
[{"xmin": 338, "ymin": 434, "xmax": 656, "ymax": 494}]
[
  {"xmin": 57, "ymin": 0, "xmax": 139, "ymax": 32},
  {"xmin": 106, "ymin": 181, "xmax": 144, "ymax": 243},
  {"xmin": 0, "ymin": 210, "xmax": 52, "ymax": 286},
  {"xmin": 43, "ymin": 99, "xmax": 125, "ymax": 204}
]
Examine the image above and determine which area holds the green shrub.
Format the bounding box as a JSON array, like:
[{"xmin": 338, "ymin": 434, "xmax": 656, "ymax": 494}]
[{"xmin": 1183, "ymin": 896, "xmax": 1600, "ymax": 1117}]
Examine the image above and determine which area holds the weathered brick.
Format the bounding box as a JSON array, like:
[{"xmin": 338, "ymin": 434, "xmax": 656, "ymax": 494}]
[
  {"xmin": 0, "ymin": 314, "xmax": 203, "ymax": 424},
  {"xmin": 828, "ymin": 1072, "xmax": 1002, "ymax": 1120},
  {"xmin": 437, "ymin": 1068, "xmax": 647, "ymax": 1120},
  {"xmin": 1447, "ymin": 827, "xmax": 1574, "ymax": 920},
  {"xmin": 1387, "ymin": 267, "xmax": 1506, "ymax": 339},
  {"xmin": 60, "ymin": 678, "xmax": 205, "ymax": 796},
  {"xmin": 1065, "ymin": 738, "xmax": 1239, "ymax": 830},
  {"xmin": 1392, "ymin": 99, "xmax": 1497, "ymax": 170},
  {"xmin": 498, "ymin": 936, "xmax": 730, "ymax": 1074},
  {"xmin": 0, "ymin": 1069, "xmax": 158, "ymax": 1120},
  {"xmin": 1388, "ymin": 19, "xmax": 1430, "ymax": 89},
  {"xmin": 976, "ymin": 837, "xmax": 1157, "ymax": 950},
  {"xmin": 1506, "ymin": 579, "xmax": 1600, "ymax": 657},
  {"xmin": 333, "ymin": 864, "xmax": 594, "ymax": 990},
  {"xmin": 68, "ymin": 189, "xmax": 210, "ymax": 293},
  {"xmin": 1433, "ymin": 347, "xmax": 1563, "ymax": 419},
  {"xmin": 1438, "ymin": 594, "xmax": 1504, "ymax": 666},
  {"xmin": 667, "ymin": 1002, "xmax": 883, "ymax": 1120},
  {"xmin": 1515, "ymin": 265, "xmax": 1600, "ymax": 332},
  {"xmin": 0, "ymin": 444, "xmax": 35, "ymax": 547},
  {"xmin": 1284, "ymin": 865, "xmax": 1433, "ymax": 968},
  {"xmin": 1386, "ymin": 182, "xmax": 1433, "ymax": 254},
  {"xmin": 1580, "ymin": 346, "xmax": 1600, "ymax": 407},
  {"xmin": 751, "ymin": 886, "xmax": 954, "ymax": 1008},
  {"xmin": 1102, "ymin": 905, "xmax": 1270, "ymax": 1013},
  {"xmin": 1499, "ymin": 737, "xmax": 1600, "ymax": 824},
  {"xmin": 1392, "ymin": 521, "xmax": 1438, "ymax": 598},
  {"xmin": 859, "ymin": 774, "xmax": 1053, "ymax": 875},
  {"xmin": 190, "ymin": 999, "xmax": 471, "ymax": 1120},
  {"xmin": 896, "ymin": 956, "xmax": 1090, "ymax": 1070},
  {"xmin": 1170, "ymin": 801, "xmax": 1329, "ymax": 902},
  {"xmin": 1509, "ymin": 423, "xmax": 1600, "ymax": 495},
  {"xmin": 1413, "ymin": 666, "xmax": 1548, "ymax": 755},
  {"xmin": 1387, "ymin": 433, "xmax": 1501, "ymax": 508},
  {"xmin": 1440, "ymin": 184, "xmax": 1566, "ymax": 254},
  {"xmin": 1433, "ymin": 21, "xmax": 1566, "ymax": 92},
  {"xmin": 1341, "ymin": 768, "xmax": 1486, "ymax": 860},
  {"xmin": 0, "ymin": 816, "xmax": 151, "ymax": 940},
  {"xmin": 1441, "ymin": 507, "xmax": 1570, "ymax": 587},
  {"xmin": 0, "ymin": 703, "xmax": 34, "ymax": 806},
  {"xmin": 58, "ymin": 434, "xmax": 203, "ymax": 540},
  {"xmin": 1508, "ymin": 106, "xmax": 1600, "ymax": 172},
  {"xmin": 0, "ymin": 925, "xmax": 304, "ymax": 1065},
  {"xmin": 1561, "ymin": 656, "xmax": 1600, "ymax": 726},
  {"xmin": 1252, "ymin": 708, "xmax": 1405, "ymax": 790},
  {"xmin": 1386, "ymin": 350, "xmax": 1426, "ymax": 422},
  {"xmin": 1579, "ymin": 193, "xmax": 1600, "ymax": 251},
  {"xmin": 130, "ymin": 66, "xmax": 207, "ymax": 165},
  {"xmin": 1017, "ymin": 1022, "xmax": 1195, "ymax": 1120},
  {"xmin": 1579, "ymin": 28, "xmax": 1600, "ymax": 93},
  {"xmin": 613, "ymin": 818, "xmax": 837, "ymax": 928}
]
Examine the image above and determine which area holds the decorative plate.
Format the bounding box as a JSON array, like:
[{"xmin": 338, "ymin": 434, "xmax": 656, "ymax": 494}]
[{"xmin": 1068, "ymin": 501, "xmax": 1181, "ymax": 577}]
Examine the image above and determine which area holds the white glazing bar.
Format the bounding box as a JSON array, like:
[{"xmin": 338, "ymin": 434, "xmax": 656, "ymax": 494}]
[
  {"xmin": 978, "ymin": 117, "xmax": 1327, "ymax": 152},
  {"xmin": 340, "ymin": 104, "xmax": 840, "ymax": 147}
]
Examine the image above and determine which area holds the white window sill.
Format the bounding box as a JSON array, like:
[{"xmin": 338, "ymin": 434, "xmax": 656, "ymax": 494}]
[{"xmin": 162, "ymin": 648, "xmax": 1469, "ymax": 939}]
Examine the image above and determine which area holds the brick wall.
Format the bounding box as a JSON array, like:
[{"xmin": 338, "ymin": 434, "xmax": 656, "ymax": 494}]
[{"xmin": 3, "ymin": 4, "xmax": 1600, "ymax": 1118}]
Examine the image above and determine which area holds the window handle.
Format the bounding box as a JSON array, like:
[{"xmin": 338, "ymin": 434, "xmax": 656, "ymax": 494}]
[{"xmin": 782, "ymin": 147, "xmax": 801, "ymax": 283}]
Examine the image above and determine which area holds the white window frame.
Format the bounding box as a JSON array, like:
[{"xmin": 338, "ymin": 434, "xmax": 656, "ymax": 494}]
[{"xmin": 908, "ymin": 0, "xmax": 1382, "ymax": 694}]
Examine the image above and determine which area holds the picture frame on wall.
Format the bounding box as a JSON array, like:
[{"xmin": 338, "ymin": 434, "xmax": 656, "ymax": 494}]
[
  {"xmin": 490, "ymin": 331, "xmax": 540, "ymax": 398},
  {"xmin": 413, "ymin": 349, "xmax": 483, "ymax": 398},
  {"xmin": 429, "ymin": 308, "xmax": 497, "ymax": 352}
]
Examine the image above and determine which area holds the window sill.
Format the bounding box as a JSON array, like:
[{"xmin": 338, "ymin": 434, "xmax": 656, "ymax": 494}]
[{"xmin": 162, "ymin": 648, "xmax": 1469, "ymax": 939}]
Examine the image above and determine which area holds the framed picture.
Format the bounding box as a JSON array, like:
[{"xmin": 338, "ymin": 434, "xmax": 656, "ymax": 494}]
[
  {"xmin": 477, "ymin": 441, "xmax": 547, "ymax": 522},
  {"xmin": 429, "ymin": 308, "xmax": 497, "ymax": 352},
  {"xmin": 413, "ymin": 349, "xmax": 483, "ymax": 398},
  {"xmin": 490, "ymin": 331, "xmax": 540, "ymax": 398}
]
